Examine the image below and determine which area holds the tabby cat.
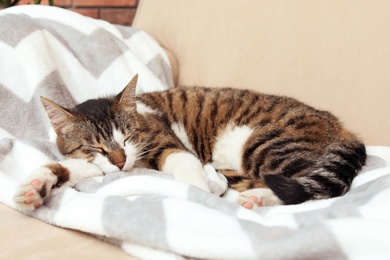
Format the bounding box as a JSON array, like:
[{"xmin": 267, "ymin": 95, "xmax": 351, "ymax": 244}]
[{"xmin": 14, "ymin": 75, "xmax": 366, "ymax": 210}]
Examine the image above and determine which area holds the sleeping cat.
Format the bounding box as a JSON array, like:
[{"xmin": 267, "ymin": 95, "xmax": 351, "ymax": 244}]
[{"xmin": 14, "ymin": 75, "xmax": 366, "ymax": 210}]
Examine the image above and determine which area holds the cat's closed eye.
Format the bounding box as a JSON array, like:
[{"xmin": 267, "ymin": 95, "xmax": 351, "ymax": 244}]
[
  {"xmin": 123, "ymin": 134, "xmax": 137, "ymax": 146},
  {"xmin": 83, "ymin": 146, "xmax": 107, "ymax": 156},
  {"xmin": 95, "ymin": 147, "xmax": 108, "ymax": 156}
]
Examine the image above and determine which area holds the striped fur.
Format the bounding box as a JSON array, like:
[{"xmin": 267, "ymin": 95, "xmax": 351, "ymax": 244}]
[{"xmin": 42, "ymin": 75, "xmax": 366, "ymax": 205}]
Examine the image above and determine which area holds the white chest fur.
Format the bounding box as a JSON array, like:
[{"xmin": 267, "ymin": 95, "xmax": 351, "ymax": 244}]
[
  {"xmin": 170, "ymin": 123, "xmax": 196, "ymax": 154},
  {"xmin": 170, "ymin": 122, "xmax": 253, "ymax": 173},
  {"xmin": 211, "ymin": 123, "xmax": 254, "ymax": 174}
]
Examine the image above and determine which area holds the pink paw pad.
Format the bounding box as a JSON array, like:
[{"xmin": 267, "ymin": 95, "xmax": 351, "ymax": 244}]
[
  {"xmin": 24, "ymin": 191, "xmax": 34, "ymax": 198},
  {"xmin": 33, "ymin": 202, "xmax": 42, "ymax": 208},
  {"xmin": 242, "ymin": 196, "xmax": 261, "ymax": 209},
  {"xmin": 31, "ymin": 179, "xmax": 41, "ymax": 186},
  {"xmin": 21, "ymin": 179, "xmax": 44, "ymax": 206},
  {"xmin": 242, "ymin": 202, "xmax": 253, "ymax": 209}
]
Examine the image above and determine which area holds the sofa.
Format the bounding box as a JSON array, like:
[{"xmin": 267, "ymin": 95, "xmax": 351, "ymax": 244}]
[
  {"xmin": 1, "ymin": 1, "xmax": 390, "ymax": 259},
  {"xmin": 134, "ymin": 0, "xmax": 390, "ymax": 146}
]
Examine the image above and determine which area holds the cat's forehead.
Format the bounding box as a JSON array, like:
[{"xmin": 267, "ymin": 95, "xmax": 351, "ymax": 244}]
[
  {"xmin": 70, "ymin": 96, "xmax": 136, "ymax": 135},
  {"xmin": 76, "ymin": 98, "xmax": 123, "ymax": 124},
  {"xmin": 113, "ymin": 127, "xmax": 126, "ymax": 143},
  {"xmin": 74, "ymin": 98, "xmax": 114, "ymax": 114}
]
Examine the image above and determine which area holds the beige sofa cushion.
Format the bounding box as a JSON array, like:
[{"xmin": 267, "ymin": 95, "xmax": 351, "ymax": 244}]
[
  {"xmin": 133, "ymin": 0, "xmax": 390, "ymax": 145},
  {"xmin": 0, "ymin": 204, "xmax": 131, "ymax": 260}
]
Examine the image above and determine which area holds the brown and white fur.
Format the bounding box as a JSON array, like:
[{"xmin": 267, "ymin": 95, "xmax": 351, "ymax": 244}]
[{"xmin": 14, "ymin": 75, "xmax": 366, "ymax": 210}]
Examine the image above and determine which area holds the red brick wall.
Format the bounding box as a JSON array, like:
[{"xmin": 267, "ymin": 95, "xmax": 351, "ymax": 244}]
[{"xmin": 17, "ymin": 0, "xmax": 138, "ymax": 26}]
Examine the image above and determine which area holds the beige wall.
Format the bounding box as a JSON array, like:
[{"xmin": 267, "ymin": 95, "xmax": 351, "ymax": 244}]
[{"xmin": 134, "ymin": 0, "xmax": 390, "ymax": 145}]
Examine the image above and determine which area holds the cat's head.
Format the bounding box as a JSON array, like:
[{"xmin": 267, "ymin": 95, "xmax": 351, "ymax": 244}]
[{"xmin": 41, "ymin": 75, "xmax": 142, "ymax": 173}]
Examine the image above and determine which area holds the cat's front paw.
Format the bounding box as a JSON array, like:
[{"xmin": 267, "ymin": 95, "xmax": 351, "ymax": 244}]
[
  {"xmin": 237, "ymin": 188, "xmax": 283, "ymax": 209},
  {"xmin": 13, "ymin": 167, "xmax": 58, "ymax": 210},
  {"xmin": 204, "ymin": 164, "xmax": 228, "ymax": 196}
]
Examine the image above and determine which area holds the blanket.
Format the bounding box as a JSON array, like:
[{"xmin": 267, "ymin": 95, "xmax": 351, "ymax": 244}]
[{"xmin": 1, "ymin": 5, "xmax": 390, "ymax": 260}]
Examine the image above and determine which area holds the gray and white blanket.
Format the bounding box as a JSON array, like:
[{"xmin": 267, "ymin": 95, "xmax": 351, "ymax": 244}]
[{"xmin": 1, "ymin": 5, "xmax": 390, "ymax": 260}]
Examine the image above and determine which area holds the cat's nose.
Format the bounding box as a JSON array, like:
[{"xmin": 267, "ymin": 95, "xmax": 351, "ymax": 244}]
[{"xmin": 115, "ymin": 161, "xmax": 125, "ymax": 170}]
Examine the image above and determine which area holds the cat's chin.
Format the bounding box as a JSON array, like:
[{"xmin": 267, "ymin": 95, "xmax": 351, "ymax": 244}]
[
  {"xmin": 121, "ymin": 158, "xmax": 135, "ymax": 172},
  {"xmin": 95, "ymin": 164, "xmax": 121, "ymax": 173},
  {"xmin": 121, "ymin": 165, "xmax": 132, "ymax": 172},
  {"xmin": 90, "ymin": 160, "xmax": 136, "ymax": 173},
  {"xmin": 101, "ymin": 163, "xmax": 133, "ymax": 173},
  {"xmin": 92, "ymin": 154, "xmax": 123, "ymax": 173}
]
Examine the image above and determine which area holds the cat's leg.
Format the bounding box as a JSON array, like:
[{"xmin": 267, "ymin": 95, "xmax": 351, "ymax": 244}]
[
  {"xmin": 204, "ymin": 164, "xmax": 228, "ymax": 196},
  {"xmin": 216, "ymin": 169, "xmax": 276, "ymax": 208},
  {"xmin": 237, "ymin": 188, "xmax": 283, "ymax": 209},
  {"xmin": 162, "ymin": 151, "xmax": 211, "ymax": 192},
  {"xmin": 14, "ymin": 159, "xmax": 103, "ymax": 210}
]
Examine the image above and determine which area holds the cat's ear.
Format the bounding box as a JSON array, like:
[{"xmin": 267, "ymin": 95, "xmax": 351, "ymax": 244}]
[
  {"xmin": 117, "ymin": 74, "xmax": 137, "ymax": 107},
  {"xmin": 40, "ymin": 97, "xmax": 75, "ymax": 134}
]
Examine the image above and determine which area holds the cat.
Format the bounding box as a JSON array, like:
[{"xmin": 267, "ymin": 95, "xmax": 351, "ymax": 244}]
[{"xmin": 14, "ymin": 74, "xmax": 366, "ymax": 210}]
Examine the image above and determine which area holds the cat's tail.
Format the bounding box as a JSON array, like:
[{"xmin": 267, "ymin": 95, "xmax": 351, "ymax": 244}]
[{"xmin": 264, "ymin": 141, "xmax": 367, "ymax": 205}]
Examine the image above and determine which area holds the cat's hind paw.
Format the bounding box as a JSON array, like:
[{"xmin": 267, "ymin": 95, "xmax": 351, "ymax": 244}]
[
  {"xmin": 237, "ymin": 188, "xmax": 283, "ymax": 209},
  {"xmin": 13, "ymin": 167, "xmax": 58, "ymax": 210}
]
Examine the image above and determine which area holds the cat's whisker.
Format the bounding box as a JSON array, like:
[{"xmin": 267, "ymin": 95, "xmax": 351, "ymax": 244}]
[
  {"xmin": 134, "ymin": 151, "xmax": 161, "ymax": 161},
  {"xmin": 135, "ymin": 142, "xmax": 150, "ymax": 151},
  {"xmin": 136, "ymin": 145, "xmax": 166, "ymax": 157},
  {"xmin": 134, "ymin": 155, "xmax": 149, "ymax": 161},
  {"xmin": 134, "ymin": 143, "xmax": 153, "ymax": 154},
  {"xmin": 133, "ymin": 146, "xmax": 172, "ymax": 162}
]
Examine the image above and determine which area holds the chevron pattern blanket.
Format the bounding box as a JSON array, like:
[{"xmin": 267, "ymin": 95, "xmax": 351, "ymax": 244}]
[{"xmin": 1, "ymin": 5, "xmax": 390, "ymax": 260}]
